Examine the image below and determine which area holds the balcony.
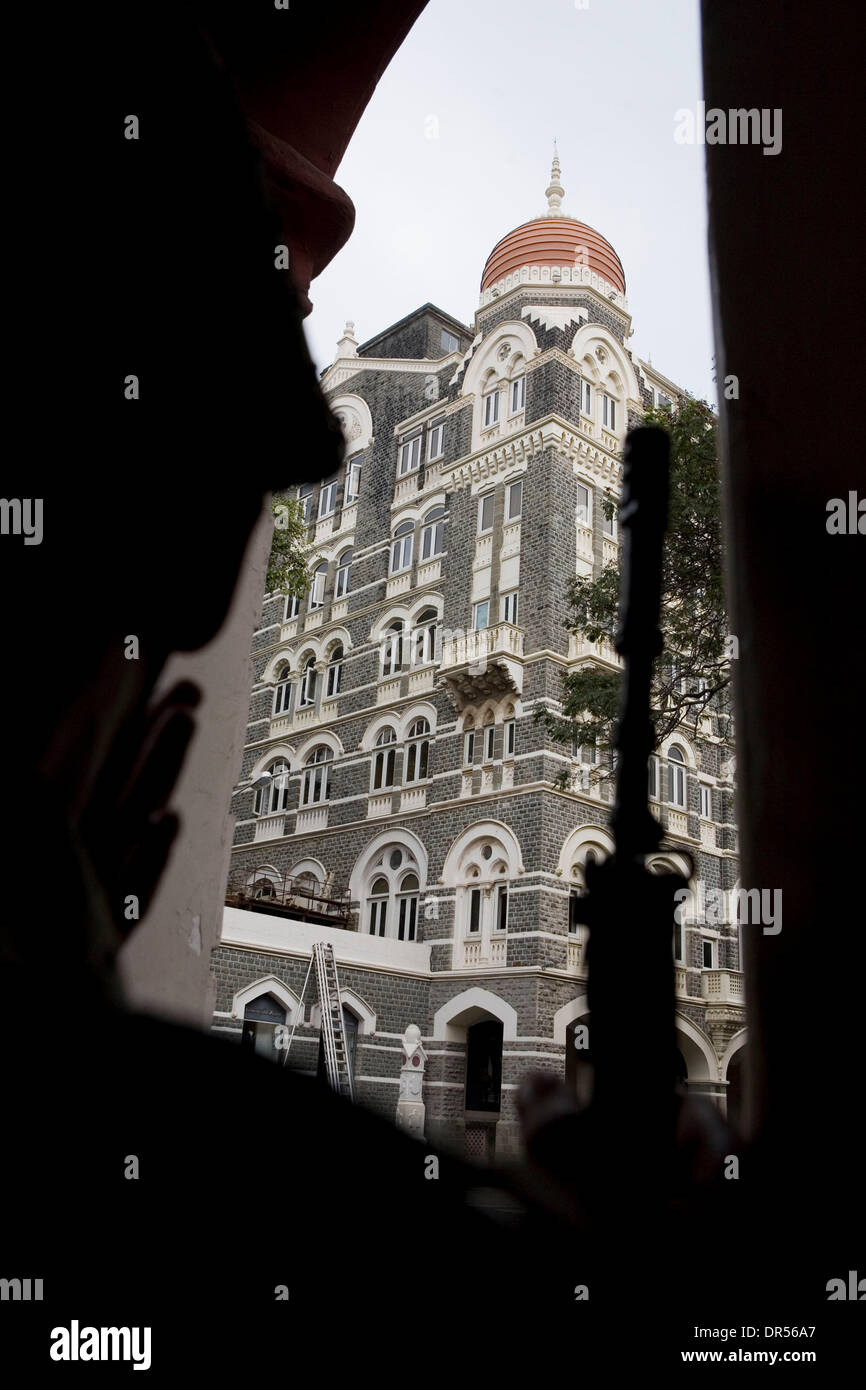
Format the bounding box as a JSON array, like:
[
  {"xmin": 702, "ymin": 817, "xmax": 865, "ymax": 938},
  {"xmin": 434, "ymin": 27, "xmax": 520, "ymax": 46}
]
[
  {"xmin": 295, "ymin": 805, "xmax": 328, "ymax": 834},
  {"xmin": 254, "ymin": 813, "xmax": 285, "ymax": 842},
  {"xmin": 438, "ymin": 622, "xmax": 524, "ymax": 709},
  {"xmin": 569, "ymin": 634, "xmax": 621, "ymax": 670},
  {"xmin": 701, "ymin": 969, "xmax": 745, "ymax": 1006},
  {"xmin": 460, "ymin": 936, "xmax": 507, "ymax": 969},
  {"xmin": 225, "ymin": 867, "xmax": 351, "ymax": 927},
  {"xmin": 667, "ymin": 809, "xmax": 689, "ymax": 838}
]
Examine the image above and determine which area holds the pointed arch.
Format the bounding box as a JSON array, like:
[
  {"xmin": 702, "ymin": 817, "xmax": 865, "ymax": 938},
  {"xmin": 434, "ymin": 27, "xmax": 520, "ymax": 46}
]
[
  {"xmin": 310, "ymin": 985, "xmax": 376, "ymax": 1035},
  {"xmin": 674, "ymin": 1012, "xmax": 718, "ymax": 1081},
  {"xmin": 433, "ymin": 986, "xmax": 518, "ymax": 1041},
  {"xmin": 231, "ymin": 976, "xmax": 303, "ymax": 1025},
  {"xmin": 569, "ymin": 323, "xmax": 641, "ymax": 404},
  {"xmin": 552, "ymin": 993, "xmax": 590, "ymax": 1044}
]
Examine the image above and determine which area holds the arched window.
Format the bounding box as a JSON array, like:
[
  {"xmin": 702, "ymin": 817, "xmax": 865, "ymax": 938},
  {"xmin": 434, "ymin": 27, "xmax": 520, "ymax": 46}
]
[
  {"xmin": 372, "ymin": 727, "xmax": 398, "ymax": 790},
  {"xmin": 397, "ymin": 872, "xmax": 420, "ymax": 941},
  {"xmin": 412, "ymin": 607, "xmax": 438, "ymax": 667},
  {"xmin": 254, "ymin": 759, "xmax": 290, "ymax": 816},
  {"xmin": 301, "ymin": 746, "xmax": 332, "ymax": 805},
  {"xmin": 325, "ymin": 645, "xmax": 343, "ymax": 700},
  {"xmin": 668, "ymin": 745, "xmax": 687, "ymax": 808},
  {"xmin": 299, "ymin": 656, "xmax": 317, "ymax": 708},
  {"xmin": 404, "ymin": 718, "xmax": 430, "ymax": 784},
  {"xmin": 367, "ymin": 875, "xmax": 390, "ymax": 936},
  {"xmin": 334, "ymin": 549, "xmax": 352, "ymax": 600},
  {"xmin": 309, "ymin": 561, "xmax": 328, "ymax": 610},
  {"xmin": 382, "ymin": 622, "xmax": 404, "ymax": 678},
  {"xmin": 482, "ymin": 713, "xmax": 496, "ymax": 763},
  {"xmin": 390, "ymin": 521, "xmax": 414, "ymax": 574},
  {"xmin": 453, "ymin": 835, "xmax": 513, "ymax": 947},
  {"xmin": 420, "ymin": 506, "xmax": 445, "ymax": 561},
  {"xmin": 361, "ymin": 842, "xmax": 424, "ymax": 939},
  {"xmin": 273, "ymin": 664, "xmax": 292, "ymax": 717}
]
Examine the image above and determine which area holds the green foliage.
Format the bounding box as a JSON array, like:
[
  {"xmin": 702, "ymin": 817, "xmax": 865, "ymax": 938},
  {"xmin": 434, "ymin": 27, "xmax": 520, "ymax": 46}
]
[
  {"xmin": 265, "ymin": 494, "xmax": 318, "ymax": 598},
  {"xmin": 537, "ymin": 397, "xmax": 732, "ymax": 784}
]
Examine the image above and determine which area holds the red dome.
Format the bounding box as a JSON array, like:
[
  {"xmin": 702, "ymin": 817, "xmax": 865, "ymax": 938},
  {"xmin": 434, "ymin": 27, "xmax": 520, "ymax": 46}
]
[{"xmin": 480, "ymin": 216, "xmax": 626, "ymax": 296}]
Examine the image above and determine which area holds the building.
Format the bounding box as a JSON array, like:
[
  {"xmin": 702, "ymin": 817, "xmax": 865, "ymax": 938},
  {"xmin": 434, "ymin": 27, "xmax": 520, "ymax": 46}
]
[{"xmin": 209, "ymin": 155, "xmax": 745, "ymax": 1159}]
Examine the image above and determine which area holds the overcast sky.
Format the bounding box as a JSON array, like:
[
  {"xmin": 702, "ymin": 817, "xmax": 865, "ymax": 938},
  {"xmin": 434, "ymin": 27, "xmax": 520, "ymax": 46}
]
[{"xmin": 304, "ymin": 0, "xmax": 715, "ymax": 405}]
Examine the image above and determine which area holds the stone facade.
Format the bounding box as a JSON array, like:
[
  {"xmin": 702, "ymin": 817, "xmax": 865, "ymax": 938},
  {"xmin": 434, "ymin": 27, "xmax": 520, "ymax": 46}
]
[{"xmin": 211, "ymin": 210, "xmax": 743, "ymax": 1162}]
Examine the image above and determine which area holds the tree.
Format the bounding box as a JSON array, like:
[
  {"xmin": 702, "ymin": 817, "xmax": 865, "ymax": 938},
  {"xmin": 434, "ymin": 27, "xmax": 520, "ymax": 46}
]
[
  {"xmin": 537, "ymin": 397, "xmax": 732, "ymax": 784},
  {"xmin": 265, "ymin": 493, "xmax": 318, "ymax": 598}
]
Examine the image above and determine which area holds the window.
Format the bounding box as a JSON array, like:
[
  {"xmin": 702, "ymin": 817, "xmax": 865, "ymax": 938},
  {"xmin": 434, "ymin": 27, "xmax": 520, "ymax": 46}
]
[
  {"xmin": 382, "ymin": 621, "xmax": 404, "ymax": 677},
  {"xmin": 576, "ymin": 483, "xmax": 591, "ymax": 526},
  {"xmin": 509, "ymin": 375, "xmax": 525, "ymax": 414},
  {"xmin": 397, "ymin": 873, "xmax": 419, "ymax": 941},
  {"xmin": 474, "ymin": 600, "xmax": 490, "ymax": 631},
  {"xmin": 582, "ymin": 380, "xmax": 592, "ymax": 415},
  {"xmin": 284, "ymin": 594, "xmax": 299, "ymax": 621},
  {"xmin": 441, "ymin": 329, "xmax": 458, "ymax": 354},
  {"xmin": 334, "ymin": 550, "xmax": 352, "ymax": 600},
  {"xmin": 702, "ymin": 938, "xmax": 715, "ymax": 969},
  {"xmin": 468, "ymin": 887, "xmax": 482, "ymax": 933},
  {"xmin": 495, "ymin": 883, "xmax": 508, "ymax": 933},
  {"xmin": 501, "ymin": 590, "xmax": 519, "ymax": 625},
  {"xmin": 655, "ymin": 389, "xmax": 672, "ymax": 409},
  {"xmin": 325, "ymin": 645, "xmax": 343, "ymax": 700},
  {"xmin": 345, "ymin": 456, "xmax": 362, "ymax": 501},
  {"xmin": 478, "ymin": 492, "xmax": 495, "ymax": 534},
  {"xmin": 398, "ymin": 434, "xmax": 422, "ymax": 476},
  {"xmin": 673, "ymin": 920, "xmax": 684, "ymax": 963},
  {"xmin": 254, "ymin": 759, "xmax": 290, "ymax": 816},
  {"xmin": 483, "ymin": 723, "xmax": 495, "ymax": 762},
  {"xmin": 668, "ymin": 745, "xmax": 687, "ymax": 807},
  {"xmin": 390, "ymin": 521, "xmax": 414, "ymax": 573},
  {"xmin": 318, "ymin": 482, "xmax": 337, "ymax": 519},
  {"xmin": 301, "ymin": 746, "xmax": 332, "ymax": 805},
  {"xmin": 699, "ymin": 784, "xmax": 712, "ymax": 819},
  {"xmin": 404, "ymin": 718, "xmax": 430, "ymax": 783},
  {"xmin": 367, "ymin": 876, "xmax": 389, "ymax": 936},
  {"xmin": 504, "ymin": 718, "xmax": 515, "ymax": 759},
  {"xmin": 298, "ymin": 485, "xmax": 313, "ymax": 524},
  {"xmin": 427, "ymin": 416, "xmax": 445, "ymax": 461},
  {"xmin": 420, "ymin": 505, "xmax": 445, "ymax": 561},
  {"xmin": 602, "ymin": 394, "xmax": 617, "ymax": 430},
  {"xmin": 298, "ymin": 657, "xmax": 317, "ymax": 708},
  {"xmin": 506, "ymin": 479, "xmax": 522, "ymax": 520},
  {"xmin": 273, "ymin": 667, "xmax": 292, "ymax": 716},
  {"xmin": 464, "ymin": 729, "xmax": 475, "ymax": 766},
  {"xmin": 648, "ymin": 755, "xmax": 660, "ymax": 799},
  {"xmin": 309, "ymin": 561, "xmax": 328, "ymax": 609},
  {"xmin": 412, "ymin": 608, "xmax": 438, "ymax": 666},
  {"xmin": 372, "ymin": 727, "xmax": 397, "ymax": 790},
  {"xmin": 569, "ymin": 890, "xmax": 581, "ymax": 934},
  {"xmin": 602, "ymin": 501, "xmax": 618, "ymax": 540},
  {"xmin": 483, "ymin": 389, "xmax": 500, "ymax": 428}
]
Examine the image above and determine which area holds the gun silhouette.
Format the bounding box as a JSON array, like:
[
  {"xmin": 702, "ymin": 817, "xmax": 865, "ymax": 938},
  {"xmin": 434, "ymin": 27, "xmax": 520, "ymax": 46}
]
[{"xmin": 575, "ymin": 426, "xmax": 692, "ymax": 1292}]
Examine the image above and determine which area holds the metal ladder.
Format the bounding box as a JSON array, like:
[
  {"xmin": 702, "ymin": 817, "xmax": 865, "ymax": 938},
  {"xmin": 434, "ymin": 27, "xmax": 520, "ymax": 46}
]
[{"xmin": 312, "ymin": 942, "xmax": 354, "ymax": 1102}]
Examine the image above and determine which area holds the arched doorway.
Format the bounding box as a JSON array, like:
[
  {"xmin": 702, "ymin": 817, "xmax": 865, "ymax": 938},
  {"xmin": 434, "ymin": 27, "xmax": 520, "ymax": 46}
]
[
  {"xmin": 565, "ymin": 1015, "xmax": 593, "ymax": 1107},
  {"xmin": 241, "ymin": 994, "xmax": 287, "ymax": 1062},
  {"xmin": 464, "ymin": 1019, "xmax": 503, "ymax": 1165},
  {"xmin": 725, "ymin": 1043, "xmax": 749, "ymax": 1134}
]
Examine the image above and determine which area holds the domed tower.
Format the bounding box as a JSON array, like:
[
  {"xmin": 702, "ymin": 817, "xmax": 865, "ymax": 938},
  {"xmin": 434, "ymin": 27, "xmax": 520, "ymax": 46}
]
[{"xmin": 479, "ymin": 148, "xmax": 627, "ymax": 309}]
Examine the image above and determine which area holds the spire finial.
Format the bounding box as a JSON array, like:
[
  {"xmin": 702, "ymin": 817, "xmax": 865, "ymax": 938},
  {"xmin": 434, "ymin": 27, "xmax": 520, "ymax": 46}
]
[{"xmin": 545, "ymin": 144, "xmax": 564, "ymax": 216}]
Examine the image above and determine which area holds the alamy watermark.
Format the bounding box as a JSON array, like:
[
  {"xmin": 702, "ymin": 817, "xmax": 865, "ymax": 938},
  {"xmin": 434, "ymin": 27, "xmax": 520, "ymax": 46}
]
[
  {"xmin": 676, "ymin": 883, "xmax": 782, "ymax": 935},
  {"xmin": 0, "ymin": 498, "xmax": 43, "ymax": 545},
  {"xmin": 674, "ymin": 102, "xmax": 782, "ymax": 156}
]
